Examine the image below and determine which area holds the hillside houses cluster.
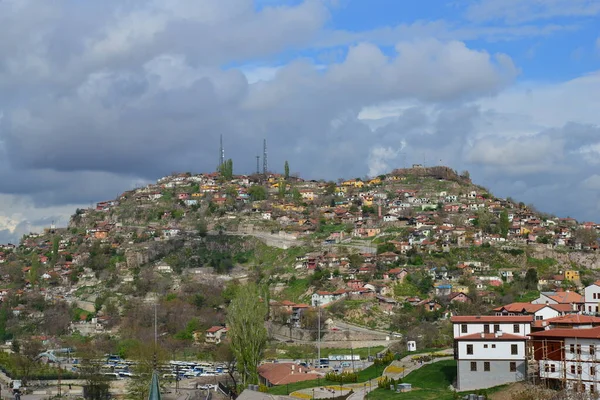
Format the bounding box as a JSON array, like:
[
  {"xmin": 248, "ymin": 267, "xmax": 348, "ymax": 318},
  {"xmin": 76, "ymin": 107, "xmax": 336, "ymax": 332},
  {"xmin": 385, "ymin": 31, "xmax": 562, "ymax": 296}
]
[
  {"xmin": 451, "ymin": 279, "xmax": 600, "ymax": 394},
  {"xmin": 1, "ymin": 168, "xmax": 600, "ymax": 345}
]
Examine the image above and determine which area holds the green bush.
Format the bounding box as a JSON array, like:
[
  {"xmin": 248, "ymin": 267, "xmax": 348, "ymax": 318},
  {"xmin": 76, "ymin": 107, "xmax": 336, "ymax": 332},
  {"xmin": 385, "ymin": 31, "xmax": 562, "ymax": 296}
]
[{"xmin": 325, "ymin": 371, "xmax": 358, "ymax": 383}]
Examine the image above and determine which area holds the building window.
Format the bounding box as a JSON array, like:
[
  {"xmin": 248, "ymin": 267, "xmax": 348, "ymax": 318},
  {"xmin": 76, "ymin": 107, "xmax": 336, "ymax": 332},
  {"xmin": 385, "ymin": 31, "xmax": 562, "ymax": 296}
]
[
  {"xmin": 461, "ymin": 324, "xmax": 467, "ymax": 333},
  {"xmin": 513, "ymin": 324, "xmax": 520, "ymax": 333},
  {"xmin": 571, "ymin": 365, "xmax": 576, "ymax": 374},
  {"xmin": 592, "ymin": 366, "xmax": 596, "ymax": 376},
  {"xmin": 510, "ymin": 362, "xmax": 516, "ymax": 372},
  {"xmin": 492, "ymin": 344, "xmax": 496, "ymax": 348},
  {"xmin": 595, "ymin": 293, "xmax": 597, "ymax": 299},
  {"xmin": 511, "ymin": 344, "xmax": 518, "ymax": 355},
  {"xmin": 467, "ymin": 344, "xmax": 473, "ymax": 355},
  {"xmin": 484, "ymin": 344, "xmax": 488, "ymax": 349},
  {"xmin": 471, "ymin": 362, "xmax": 477, "ymax": 371},
  {"xmin": 494, "ymin": 324, "xmax": 500, "ymax": 332},
  {"xmin": 484, "ymin": 324, "xmax": 490, "ymax": 334},
  {"xmin": 544, "ymin": 364, "xmax": 550, "ymax": 372},
  {"xmin": 592, "ymin": 385, "xmax": 596, "ymax": 394},
  {"xmin": 591, "ymin": 345, "xmax": 595, "ymax": 356},
  {"xmin": 484, "ymin": 362, "xmax": 490, "ymax": 371},
  {"xmin": 577, "ymin": 344, "xmax": 582, "ymax": 355},
  {"xmin": 578, "ymin": 366, "xmax": 583, "ymax": 375},
  {"xmin": 551, "ymin": 364, "xmax": 556, "ymax": 373},
  {"xmin": 570, "ymin": 344, "xmax": 575, "ymax": 354}
]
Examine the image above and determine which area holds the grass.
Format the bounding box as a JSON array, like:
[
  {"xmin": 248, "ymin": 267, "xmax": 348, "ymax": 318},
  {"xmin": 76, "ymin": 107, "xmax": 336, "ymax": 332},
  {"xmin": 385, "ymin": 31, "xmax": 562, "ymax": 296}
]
[
  {"xmin": 279, "ymin": 278, "xmax": 311, "ymax": 302},
  {"xmin": 403, "ymin": 359, "xmax": 456, "ymax": 389},
  {"xmin": 367, "ymin": 359, "xmax": 457, "ymax": 400}
]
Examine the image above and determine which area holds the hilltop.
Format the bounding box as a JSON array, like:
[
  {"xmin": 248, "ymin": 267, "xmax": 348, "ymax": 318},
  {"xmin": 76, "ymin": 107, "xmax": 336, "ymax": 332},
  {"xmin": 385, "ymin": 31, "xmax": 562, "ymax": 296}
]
[{"xmin": 1, "ymin": 164, "xmax": 599, "ymax": 356}]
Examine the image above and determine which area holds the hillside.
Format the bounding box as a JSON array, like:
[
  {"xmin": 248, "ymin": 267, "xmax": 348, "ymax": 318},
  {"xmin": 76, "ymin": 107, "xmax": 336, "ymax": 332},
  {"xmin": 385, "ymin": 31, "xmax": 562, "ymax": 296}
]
[{"xmin": 0, "ymin": 165, "xmax": 599, "ymax": 356}]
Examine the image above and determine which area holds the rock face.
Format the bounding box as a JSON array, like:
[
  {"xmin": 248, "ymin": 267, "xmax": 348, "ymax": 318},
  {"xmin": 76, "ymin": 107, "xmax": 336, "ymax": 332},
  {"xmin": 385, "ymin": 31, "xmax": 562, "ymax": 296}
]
[
  {"xmin": 529, "ymin": 244, "xmax": 600, "ymax": 269},
  {"xmin": 124, "ymin": 238, "xmax": 185, "ymax": 269}
]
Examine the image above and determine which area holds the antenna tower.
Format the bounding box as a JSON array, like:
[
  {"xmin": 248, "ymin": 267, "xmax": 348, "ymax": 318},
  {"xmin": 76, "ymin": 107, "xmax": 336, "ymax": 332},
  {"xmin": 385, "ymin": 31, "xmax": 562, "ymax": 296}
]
[
  {"xmin": 263, "ymin": 139, "xmax": 268, "ymax": 175},
  {"xmin": 219, "ymin": 134, "xmax": 225, "ymax": 169},
  {"xmin": 256, "ymin": 155, "xmax": 260, "ymax": 174}
]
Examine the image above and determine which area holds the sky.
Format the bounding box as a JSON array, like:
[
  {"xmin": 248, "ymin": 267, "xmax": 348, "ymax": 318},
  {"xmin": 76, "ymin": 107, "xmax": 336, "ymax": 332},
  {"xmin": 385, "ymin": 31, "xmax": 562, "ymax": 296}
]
[{"xmin": 0, "ymin": 0, "xmax": 600, "ymax": 242}]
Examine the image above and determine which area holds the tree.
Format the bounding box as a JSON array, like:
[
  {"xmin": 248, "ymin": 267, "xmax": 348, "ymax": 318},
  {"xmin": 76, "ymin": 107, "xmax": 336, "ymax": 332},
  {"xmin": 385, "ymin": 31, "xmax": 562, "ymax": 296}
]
[
  {"xmin": 278, "ymin": 179, "xmax": 287, "ymax": 199},
  {"xmin": 292, "ymin": 188, "xmax": 302, "ymax": 204},
  {"xmin": 226, "ymin": 283, "xmax": 268, "ymax": 385},
  {"xmin": 248, "ymin": 185, "xmax": 267, "ymax": 201},
  {"xmin": 573, "ymin": 227, "xmax": 598, "ymax": 245},
  {"xmin": 524, "ymin": 268, "xmax": 538, "ymax": 291},
  {"xmin": 196, "ymin": 219, "xmax": 208, "ymax": 237},
  {"xmin": 284, "ymin": 161, "xmax": 290, "ymax": 180},
  {"xmin": 499, "ymin": 210, "xmax": 510, "ymax": 238},
  {"xmin": 78, "ymin": 342, "xmax": 111, "ymax": 400},
  {"xmin": 219, "ymin": 159, "xmax": 234, "ymax": 180}
]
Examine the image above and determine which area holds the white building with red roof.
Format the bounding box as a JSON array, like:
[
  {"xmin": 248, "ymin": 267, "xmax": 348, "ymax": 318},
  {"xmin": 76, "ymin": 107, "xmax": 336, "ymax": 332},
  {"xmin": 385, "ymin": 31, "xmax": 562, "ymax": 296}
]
[{"xmin": 451, "ymin": 316, "xmax": 531, "ymax": 391}]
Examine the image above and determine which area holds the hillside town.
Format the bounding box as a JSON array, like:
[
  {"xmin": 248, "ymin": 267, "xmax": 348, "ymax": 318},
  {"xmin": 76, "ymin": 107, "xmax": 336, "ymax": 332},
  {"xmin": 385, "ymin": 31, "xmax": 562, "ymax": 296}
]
[{"xmin": 1, "ymin": 166, "xmax": 600, "ymax": 399}]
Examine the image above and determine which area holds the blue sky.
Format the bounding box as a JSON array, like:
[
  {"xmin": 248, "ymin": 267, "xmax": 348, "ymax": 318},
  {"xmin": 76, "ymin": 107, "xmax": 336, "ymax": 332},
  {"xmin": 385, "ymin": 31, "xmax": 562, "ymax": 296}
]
[{"xmin": 0, "ymin": 0, "xmax": 599, "ymax": 240}]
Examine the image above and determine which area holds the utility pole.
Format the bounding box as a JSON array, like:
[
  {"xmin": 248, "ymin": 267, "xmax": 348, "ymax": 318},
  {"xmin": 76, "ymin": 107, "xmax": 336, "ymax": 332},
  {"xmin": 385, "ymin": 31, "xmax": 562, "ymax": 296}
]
[
  {"xmin": 317, "ymin": 300, "xmax": 321, "ymax": 367},
  {"xmin": 57, "ymin": 361, "xmax": 62, "ymax": 398}
]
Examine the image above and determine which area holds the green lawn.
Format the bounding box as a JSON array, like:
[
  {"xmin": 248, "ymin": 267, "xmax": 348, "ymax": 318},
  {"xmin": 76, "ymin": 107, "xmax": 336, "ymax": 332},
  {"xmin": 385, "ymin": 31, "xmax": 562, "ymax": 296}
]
[
  {"xmin": 367, "ymin": 360, "xmax": 457, "ymax": 399},
  {"xmin": 403, "ymin": 359, "xmax": 457, "ymax": 389}
]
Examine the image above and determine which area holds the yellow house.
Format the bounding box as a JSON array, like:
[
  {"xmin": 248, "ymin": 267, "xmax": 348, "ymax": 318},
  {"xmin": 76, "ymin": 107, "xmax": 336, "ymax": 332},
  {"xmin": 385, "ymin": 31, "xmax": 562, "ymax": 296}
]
[
  {"xmin": 453, "ymin": 285, "xmax": 470, "ymax": 294},
  {"xmin": 342, "ymin": 179, "xmax": 364, "ymax": 188},
  {"xmin": 368, "ymin": 177, "xmax": 382, "ymax": 185},
  {"xmin": 362, "ymin": 196, "xmax": 374, "ymax": 206},
  {"xmin": 564, "ymin": 270, "xmax": 580, "ymax": 282},
  {"xmin": 520, "ymin": 227, "xmax": 531, "ymax": 235}
]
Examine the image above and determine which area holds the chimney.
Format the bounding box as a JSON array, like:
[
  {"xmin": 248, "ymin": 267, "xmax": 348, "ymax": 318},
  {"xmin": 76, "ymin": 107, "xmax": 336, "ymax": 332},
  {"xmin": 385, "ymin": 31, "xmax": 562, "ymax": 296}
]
[
  {"xmin": 480, "ymin": 332, "xmax": 485, "ymax": 338},
  {"xmin": 496, "ymin": 331, "xmax": 503, "ymax": 337}
]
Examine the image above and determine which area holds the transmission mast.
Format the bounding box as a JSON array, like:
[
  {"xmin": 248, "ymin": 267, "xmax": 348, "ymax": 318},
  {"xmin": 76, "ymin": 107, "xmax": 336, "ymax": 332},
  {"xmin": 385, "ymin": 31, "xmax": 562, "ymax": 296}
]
[
  {"xmin": 256, "ymin": 155, "xmax": 260, "ymax": 175},
  {"xmin": 218, "ymin": 134, "xmax": 225, "ymax": 170},
  {"xmin": 262, "ymin": 139, "xmax": 268, "ymax": 176}
]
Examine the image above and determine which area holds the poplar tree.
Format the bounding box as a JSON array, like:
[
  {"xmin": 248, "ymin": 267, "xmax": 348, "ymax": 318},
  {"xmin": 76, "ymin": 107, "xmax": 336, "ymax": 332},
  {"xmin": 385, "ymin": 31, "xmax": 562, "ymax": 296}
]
[{"xmin": 226, "ymin": 284, "xmax": 268, "ymax": 385}]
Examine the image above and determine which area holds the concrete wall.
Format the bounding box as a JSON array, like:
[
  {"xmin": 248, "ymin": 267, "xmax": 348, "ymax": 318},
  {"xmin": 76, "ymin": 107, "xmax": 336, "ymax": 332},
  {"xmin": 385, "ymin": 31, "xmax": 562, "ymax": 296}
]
[{"xmin": 457, "ymin": 360, "xmax": 526, "ymax": 391}]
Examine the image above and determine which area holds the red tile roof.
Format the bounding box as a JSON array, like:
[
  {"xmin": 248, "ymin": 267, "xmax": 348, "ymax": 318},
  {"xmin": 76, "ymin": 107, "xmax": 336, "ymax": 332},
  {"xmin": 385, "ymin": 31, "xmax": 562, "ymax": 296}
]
[
  {"xmin": 493, "ymin": 303, "xmax": 547, "ymax": 313},
  {"xmin": 530, "ymin": 327, "xmax": 600, "ymax": 339},
  {"xmin": 456, "ymin": 332, "xmax": 527, "ymax": 341},
  {"xmin": 451, "ymin": 315, "xmax": 534, "ymax": 323},
  {"xmin": 206, "ymin": 326, "xmax": 227, "ymax": 333},
  {"xmin": 545, "ymin": 315, "xmax": 600, "ymax": 324},
  {"xmin": 258, "ymin": 363, "xmax": 320, "ymax": 385},
  {"xmin": 547, "ymin": 291, "xmax": 584, "ymax": 304}
]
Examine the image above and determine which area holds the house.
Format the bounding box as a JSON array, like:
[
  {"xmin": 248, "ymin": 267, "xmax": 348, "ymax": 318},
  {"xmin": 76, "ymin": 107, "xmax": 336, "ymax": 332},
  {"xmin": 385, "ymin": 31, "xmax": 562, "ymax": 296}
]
[
  {"xmin": 532, "ymin": 290, "xmax": 584, "ymax": 312},
  {"xmin": 258, "ymin": 363, "xmax": 319, "ymax": 387},
  {"xmin": 584, "ymin": 281, "xmax": 600, "ymax": 314},
  {"xmin": 205, "ymin": 326, "xmax": 228, "ymax": 344},
  {"xmin": 451, "ymin": 315, "xmax": 533, "ymax": 338},
  {"xmin": 541, "ymin": 314, "xmax": 600, "ymax": 330},
  {"xmin": 311, "ymin": 290, "xmax": 347, "ymax": 306},
  {"xmin": 452, "ymin": 316, "xmax": 531, "ymax": 391},
  {"xmin": 377, "ymin": 295, "xmax": 397, "ymax": 314},
  {"xmin": 493, "ymin": 303, "xmax": 573, "ymax": 321},
  {"xmin": 385, "ymin": 268, "xmax": 408, "ymax": 282},
  {"xmin": 448, "ymin": 292, "xmax": 472, "ymax": 303},
  {"xmin": 530, "ymin": 327, "xmax": 600, "ymax": 394}
]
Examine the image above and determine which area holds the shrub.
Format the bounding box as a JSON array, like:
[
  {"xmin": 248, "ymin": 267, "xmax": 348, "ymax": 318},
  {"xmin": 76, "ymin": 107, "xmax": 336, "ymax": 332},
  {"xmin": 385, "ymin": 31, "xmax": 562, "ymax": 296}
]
[{"xmin": 325, "ymin": 371, "xmax": 358, "ymax": 383}]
